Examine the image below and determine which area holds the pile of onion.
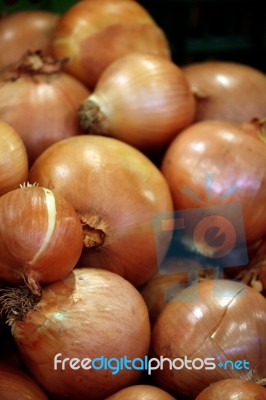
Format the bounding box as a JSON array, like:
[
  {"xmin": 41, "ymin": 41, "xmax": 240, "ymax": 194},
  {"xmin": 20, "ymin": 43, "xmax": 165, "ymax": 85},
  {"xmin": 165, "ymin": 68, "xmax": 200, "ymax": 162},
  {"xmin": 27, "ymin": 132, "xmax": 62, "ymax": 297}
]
[
  {"xmin": 79, "ymin": 53, "xmax": 196, "ymax": 151},
  {"xmin": 0, "ymin": 51, "xmax": 90, "ymax": 165},
  {"xmin": 52, "ymin": 0, "xmax": 171, "ymax": 89},
  {"xmin": 1, "ymin": 268, "xmax": 151, "ymax": 400},
  {"xmin": 0, "ymin": 183, "xmax": 83, "ymax": 294},
  {"xmin": 0, "ymin": 120, "xmax": 28, "ymax": 196},
  {"xmin": 0, "ymin": 10, "xmax": 59, "ymax": 70},
  {"xmin": 29, "ymin": 135, "xmax": 174, "ymax": 287},
  {"xmin": 195, "ymin": 379, "xmax": 266, "ymax": 399},
  {"xmin": 151, "ymin": 279, "xmax": 266, "ymax": 398},
  {"xmin": 182, "ymin": 61, "xmax": 266, "ymax": 123}
]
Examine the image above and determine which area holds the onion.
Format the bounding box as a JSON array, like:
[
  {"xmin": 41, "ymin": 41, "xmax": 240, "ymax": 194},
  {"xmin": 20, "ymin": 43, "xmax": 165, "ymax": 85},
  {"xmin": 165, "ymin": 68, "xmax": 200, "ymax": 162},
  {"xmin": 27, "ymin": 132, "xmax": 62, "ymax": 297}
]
[
  {"xmin": 182, "ymin": 61, "xmax": 266, "ymax": 123},
  {"xmin": 29, "ymin": 135, "xmax": 174, "ymax": 287},
  {"xmin": 0, "ymin": 51, "xmax": 90, "ymax": 165},
  {"xmin": 195, "ymin": 379, "xmax": 266, "ymax": 399},
  {"xmin": 106, "ymin": 384, "xmax": 176, "ymax": 399},
  {"xmin": 2, "ymin": 268, "xmax": 151, "ymax": 400},
  {"xmin": 140, "ymin": 259, "xmax": 213, "ymax": 325},
  {"xmin": 0, "ymin": 183, "xmax": 83, "ymax": 294},
  {"xmin": 52, "ymin": 0, "xmax": 171, "ymax": 88},
  {"xmin": 0, "ymin": 10, "xmax": 59, "ymax": 70},
  {"xmin": 79, "ymin": 53, "xmax": 196, "ymax": 151},
  {"xmin": 151, "ymin": 279, "xmax": 266, "ymax": 398},
  {"xmin": 0, "ymin": 362, "xmax": 49, "ymax": 400},
  {"xmin": 0, "ymin": 120, "xmax": 28, "ymax": 196},
  {"xmin": 161, "ymin": 119, "xmax": 266, "ymax": 245}
]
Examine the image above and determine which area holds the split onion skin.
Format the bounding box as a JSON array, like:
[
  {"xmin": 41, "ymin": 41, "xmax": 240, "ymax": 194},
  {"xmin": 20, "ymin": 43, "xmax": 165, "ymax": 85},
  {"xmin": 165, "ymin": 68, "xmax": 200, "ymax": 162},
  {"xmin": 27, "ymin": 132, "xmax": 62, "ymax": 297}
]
[
  {"xmin": 0, "ymin": 120, "xmax": 28, "ymax": 196},
  {"xmin": 0, "ymin": 11, "xmax": 59, "ymax": 70},
  {"xmin": 106, "ymin": 384, "xmax": 176, "ymax": 399},
  {"xmin": 52, "ymin": 0, "xmax": 171, "ymax": 88},
  {"xmin": 182, "ymin": 61, "xmax": 266, "ymax": 123},
  {"xmin": 11, "ymin": 268, "xmax": 151, "ymax": 400},
  {"xmin": 79, "ymin": 53, "xmax": 196, "ymax": 151},
  {"xmin": 29, "ymin": 135, "xmax": 174, "ymax": 287},
  {"xmin": 0, "ymin": 52, "xmax": 90, "ymax": 165},
  {"xmin": 0, "ymin": 362, "xmax": 49, "ymax": 400},
  {"xmin": 151, "ymin": 279, "xmax": 266, "ymax": 398},
  {"xmin": 195, "ymin": 379, "xmax": 266, "ymax": 399},
  {"xmin": 161, "ymin": 120, "xmax": 266, "ymax": 244},
  {"xmin": 0, "ymin": 185, "xmax": 83, "ymax": 291}
]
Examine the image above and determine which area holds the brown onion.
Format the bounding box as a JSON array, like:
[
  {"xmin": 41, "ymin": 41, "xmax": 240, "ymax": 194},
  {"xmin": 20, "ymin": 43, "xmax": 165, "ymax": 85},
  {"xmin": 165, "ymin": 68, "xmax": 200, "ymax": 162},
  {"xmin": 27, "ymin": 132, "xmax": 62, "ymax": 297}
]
[
  {"xmin": 52, "ymin": 0, "xmax": 171, "ymax": 88},
  {"xmin": 0, "ymin": 120, "xmax": 28, "ymax": 196},
  {"xmin": 79, "ymin": 53, "xmax": 196, "ymax": 151},
  {"xmin": 0, "ymin": 183, "xmax": 83, "ymax": 293},
  {"xmin": 106, "ymin": 384, "xmax": 176, "ymax": 399},
  {"xmin": 161, "ymin": 119, "xmax": 266, "ymax": 244},
  {"xmin": 0, "ymin": 51, "xmax": 90, "ymax": 165},
  {"xmin": 195, "ymin": 379, "xmax": 266, "ymax": 399},
  {"xmin": 0, "ymin": 10, "xmax": 59, "ymax": 70},
  {"xmin": 0, "ymin": 362, "xmax": 49, "ymax": 400},
  {"xmin": 4, "ymin": 268, "xmax": 151, "ymax": 400},
  {"xmin": 151, "ymin": 279, "xmax": 266, "ymax": 398},
  {"xmin": 182, "ymin": 61, "xmax": 266, "ymax": 123},
  {"xmin": 29, "ymin": 135, "xmax": 174, "ymax": 287}
]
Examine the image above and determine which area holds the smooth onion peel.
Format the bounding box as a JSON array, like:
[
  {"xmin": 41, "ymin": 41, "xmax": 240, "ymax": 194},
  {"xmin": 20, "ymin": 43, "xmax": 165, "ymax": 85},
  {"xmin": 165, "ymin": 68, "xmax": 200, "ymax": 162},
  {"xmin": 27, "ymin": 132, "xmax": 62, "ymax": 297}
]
[
  {"xmin": 195, "ymin": 379, "xmax": 266, "ymax": 399},
  {"xmin": 29, "ymin": 135, "xmax": 174, "ymax": 287},
  {"xmin": 0, "ymin": 183, "xmax": 83, "ymax": 293},
  {"xmin": 1, "ymin": 268, "xmax": 151, "ymax": 400},
  {"xmin": 52, "ymin": 0, "xmax": 171, "ymax": 88},
  {"xmin": 0, "ymin": 120, "xmax": 28, "ymax": 196},
  {"xmin": 79, "ymin": 53, "xmax": 196, "ymax": 151},
  {"xmin": 106, "ymin": 384, "xmax": 176, "ymax": 399},
  {"xmin": 151, "ymin": 279, "xmax": 266, "ymax": 398}
]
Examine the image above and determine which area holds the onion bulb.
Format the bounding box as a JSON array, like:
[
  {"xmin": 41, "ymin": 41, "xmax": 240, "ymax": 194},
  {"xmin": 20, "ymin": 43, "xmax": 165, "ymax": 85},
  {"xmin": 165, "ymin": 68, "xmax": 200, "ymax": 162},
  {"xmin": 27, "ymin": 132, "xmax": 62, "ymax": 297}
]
[
  {"xmin": 52, "ymin": 0, "xmax": 171, "ymax": 88},
  {"xmin": 106, "ymin": 384, "xmax": 176, "ymax": 399},
  {"xmin": 0, "ymin": 10, "xmax": 59, "ymax": 70},
  {"xmin": 2, "ymin": 268, "xmax": 151, "ymax": 400},
  {"xmin": 195, "ymin": 379, "xmax": 266, "ymax": 399},
  {"xmin": 0, "ymin": 51, "xmax": 90, "ymax": 165},
  {"xmin": 79, "ymin": 53, "xmax": 196, "ymax": 151},
  {"xmin": 0, "ymin": 120, "xmax": 28, "ymax": 196},
  {"xmin": 161, "ymin": 119, "xmax": 266, "ymax": 244},
  {"xmin": 0, "ymin": 183, "xmax": 83, "ymax": 294},
  {"xmin": 151, "ymin": 279, "xmax": 266, "ymax": 398},
  {"xmin": 182, "ymin": 61, "xmax": 266, "ymax": 123},
  {"xmin": 0, "ymin": 362, "xmax": 49, "ymax": 400},
  {"xmin": 29, "ymin": 135, "xmax": 174, "ymax": 287}
]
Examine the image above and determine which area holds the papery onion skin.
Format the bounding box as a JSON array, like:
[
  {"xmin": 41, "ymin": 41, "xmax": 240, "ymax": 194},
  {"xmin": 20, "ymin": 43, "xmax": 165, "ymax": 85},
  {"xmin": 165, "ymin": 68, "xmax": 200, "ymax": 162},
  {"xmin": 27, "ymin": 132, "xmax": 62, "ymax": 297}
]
[
  {"xmin": 161, "ymin": 120, "xmax": 266, "ymax": 244},
  {"xmin": 11, "ymin": 268, "xmax": 151, "ymax": 400},
  {"xmin": 0, "ymin": 11, "xmax": 59, "ymax": 70},
  {"xmin": 0, "ymin": 120, "xmax": 28, "ymax": 196},
  {"xmin": 105, "ymin": 384, "xmax": 176, "ymax": 399},
  {"xmin": 0, "ymin": 185, "xmax": 83, "ymax": 290},
  {"xmin": 79, "ymin": 53, "xmax": 196, "ymax": 151},
  {"xmin": 0, "ymin": 362, "xmax": 49, "ymax": 400},
  {"xmin": 0, "ymin": 52, "xmax": 90, "ymax": 165},
  {"xmin": 182, "ymin": 61, "xmax": 266, "ymax": 123},
  {"xmin": 29, "ymin": 135, "xmax": 174, "ymax": 287},
  {"xmin": 151, "ymin": 279, "xmax": 266, "ymax": 398},
  {"xmin": 52, "ymin": 0, "xmax": 171, "ymax": 89},
  {"xmin": 195, "ymin": 379, "xmax": 266, "ymax": 399}
]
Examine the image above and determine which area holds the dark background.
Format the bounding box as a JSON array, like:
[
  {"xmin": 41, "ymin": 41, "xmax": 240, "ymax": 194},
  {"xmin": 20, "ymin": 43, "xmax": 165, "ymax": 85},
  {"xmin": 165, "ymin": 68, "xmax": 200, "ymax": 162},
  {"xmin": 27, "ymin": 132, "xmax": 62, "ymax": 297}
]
[{"xmin": 1, "ymin": 0, "xmax": 266, "ymax": 72}]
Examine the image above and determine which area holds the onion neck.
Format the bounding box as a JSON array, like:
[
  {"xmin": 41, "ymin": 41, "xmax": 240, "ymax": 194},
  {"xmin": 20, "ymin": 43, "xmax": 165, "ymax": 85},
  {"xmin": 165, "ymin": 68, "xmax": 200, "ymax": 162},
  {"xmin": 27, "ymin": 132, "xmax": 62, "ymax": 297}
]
[
  {"xmin": 79, "ymin": 98, "xmax": 108, "ymax": 135},
  {"xmin": 79, "ymin": 214, "xmax": 108, "ymax": 249},
  {"xmin": 250, "ymin": 117, "xmax": 266, "ymax": 144}
]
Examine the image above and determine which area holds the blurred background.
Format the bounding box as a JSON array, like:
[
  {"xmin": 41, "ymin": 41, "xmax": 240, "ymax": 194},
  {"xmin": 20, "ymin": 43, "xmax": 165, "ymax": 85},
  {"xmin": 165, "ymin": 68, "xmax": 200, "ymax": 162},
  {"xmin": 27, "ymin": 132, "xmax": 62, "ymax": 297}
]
[{"xmin": 1, "ymin": 0, "xmax": 266, "ymax": 71}]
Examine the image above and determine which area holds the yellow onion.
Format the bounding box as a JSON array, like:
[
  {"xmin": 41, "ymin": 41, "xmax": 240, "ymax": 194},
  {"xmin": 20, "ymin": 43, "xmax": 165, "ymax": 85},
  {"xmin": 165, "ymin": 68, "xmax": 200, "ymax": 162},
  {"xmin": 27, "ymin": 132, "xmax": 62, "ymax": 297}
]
[
  {"xmin": 4, "ymin": 268, "xmax": 151, "ymax": 400},
  {"xmin": 195, "ymin": 379, "xmax": 266, "ymax": 399},
  {"xmin": 106, "ymin": 384, "xmax": 177, "ymax": 399},
  {"xmin": 52, "ymin": 0, "xmax": 171, "ymax": 88},
  {"xmin": 79, "ymin": 53, "xmax": 196, "ymax": 151},
  {"xmin": 0, "ymin": 120, "xmax": 28, "ymax": 196},
  {"xmin": 151, "ymin": 279, "xmax": 266, "ymax": 398},
  {"xmin": 0, "ymin": 183, "xmax": 83, "ymax": 293}
]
